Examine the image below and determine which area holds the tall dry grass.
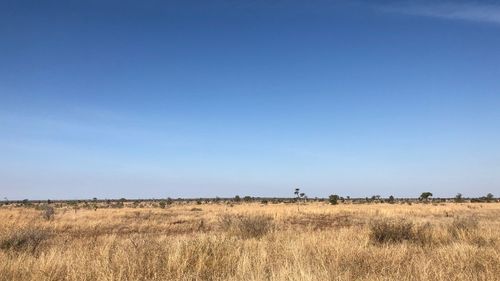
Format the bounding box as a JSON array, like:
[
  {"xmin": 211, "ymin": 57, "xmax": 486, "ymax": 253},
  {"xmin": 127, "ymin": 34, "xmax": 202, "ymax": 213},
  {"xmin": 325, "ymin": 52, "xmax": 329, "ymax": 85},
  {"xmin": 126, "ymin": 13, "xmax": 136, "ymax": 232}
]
[{"xmin": 0, "ymin": 202, "xmax": 499, "ymax": 280}]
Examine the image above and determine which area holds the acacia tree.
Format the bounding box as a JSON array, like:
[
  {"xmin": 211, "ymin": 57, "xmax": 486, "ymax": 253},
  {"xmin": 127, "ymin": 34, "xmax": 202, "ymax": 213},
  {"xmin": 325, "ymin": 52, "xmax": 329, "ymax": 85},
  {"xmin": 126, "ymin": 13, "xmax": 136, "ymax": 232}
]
[
  {"xmin": 419, "ymin": 192, "xmax": 433, "ymax": 202},
  {"xmin": 294, "ymin": 188, "xmax": 306, "ymax": 211},
  {"xmin": 294, "ymin": 188, "xmax": 306, "ymax": 201},
  {"xmin": 294, "ymin": 188, "xmax": 307, "ymax": 201}
]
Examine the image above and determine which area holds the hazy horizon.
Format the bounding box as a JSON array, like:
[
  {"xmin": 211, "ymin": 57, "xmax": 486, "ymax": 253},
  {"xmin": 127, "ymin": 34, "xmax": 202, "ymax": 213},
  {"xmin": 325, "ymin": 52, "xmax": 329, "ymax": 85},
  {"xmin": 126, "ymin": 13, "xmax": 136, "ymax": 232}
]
[{"xmin": 1, "ymin": 0, "xmax": 499, "ymax": 200}]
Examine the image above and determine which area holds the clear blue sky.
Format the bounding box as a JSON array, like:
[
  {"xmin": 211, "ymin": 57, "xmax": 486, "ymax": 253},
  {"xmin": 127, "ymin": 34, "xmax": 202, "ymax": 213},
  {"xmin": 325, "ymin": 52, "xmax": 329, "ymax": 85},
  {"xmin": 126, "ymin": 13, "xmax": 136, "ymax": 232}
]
[{"xmin": 1, "ymin": 0, "xmax": 499, "ymax": 199}]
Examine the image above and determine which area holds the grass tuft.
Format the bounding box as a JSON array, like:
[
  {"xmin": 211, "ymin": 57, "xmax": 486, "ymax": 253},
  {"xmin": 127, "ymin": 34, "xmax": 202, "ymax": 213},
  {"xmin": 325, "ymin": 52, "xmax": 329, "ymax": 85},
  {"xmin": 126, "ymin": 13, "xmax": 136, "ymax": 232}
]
[
  {"xmin": 219, "ymin": 214, "xmax": 273, "ymax": 239},
  {"xmin": 369, "ymin": 219, "xmax": 432, "ymax": 245},
  {"xmin": 0, "ymin": 227, "xmax": 51, "ymax": 254}
]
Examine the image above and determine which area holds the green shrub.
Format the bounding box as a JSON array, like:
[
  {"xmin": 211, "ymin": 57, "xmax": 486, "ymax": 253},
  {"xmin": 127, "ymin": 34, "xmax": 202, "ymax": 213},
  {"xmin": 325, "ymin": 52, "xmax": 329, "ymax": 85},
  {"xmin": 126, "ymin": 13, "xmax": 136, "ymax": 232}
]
[{"xmin": 329, "ymin": 195, "xmax": 339, "ymax": 205}]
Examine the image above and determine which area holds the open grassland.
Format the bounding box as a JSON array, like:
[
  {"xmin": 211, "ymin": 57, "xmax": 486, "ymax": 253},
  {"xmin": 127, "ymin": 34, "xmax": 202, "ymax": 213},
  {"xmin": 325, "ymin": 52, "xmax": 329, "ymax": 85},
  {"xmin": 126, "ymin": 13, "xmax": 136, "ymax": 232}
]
[{"xmin": 1, "ymin": 202, "xmax": 499, "ymax": 281}]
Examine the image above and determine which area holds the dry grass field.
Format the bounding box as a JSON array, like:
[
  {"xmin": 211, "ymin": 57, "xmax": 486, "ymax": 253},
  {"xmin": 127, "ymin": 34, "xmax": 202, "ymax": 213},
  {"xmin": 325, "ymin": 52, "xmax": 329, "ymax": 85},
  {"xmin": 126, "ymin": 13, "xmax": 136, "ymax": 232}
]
[{"xmin": 1, "ymin": 202, "xmax": 499, "ymax": 281}]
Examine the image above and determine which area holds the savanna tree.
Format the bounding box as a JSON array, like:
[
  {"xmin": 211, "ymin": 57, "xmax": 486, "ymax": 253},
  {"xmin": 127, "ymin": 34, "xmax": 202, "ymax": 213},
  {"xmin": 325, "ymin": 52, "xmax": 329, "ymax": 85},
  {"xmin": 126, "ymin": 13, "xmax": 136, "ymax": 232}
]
[
  {"xmin": 486, "ymin": 193, "xmax": 494, "ymax": 202},
  {"xmin": 454, "ymin": 193, "xmax": 464, "ymax": 203},
  {"xmin": 329, "ymin": 194, "xmax": 339, "ymax": 205},
  {"xmin": 294, "ymin": 188, "xmax": 306, "ymax": 202},
  {"xmin": 419, "ymin": 192, "xmax": 433, "ymax": 202}
]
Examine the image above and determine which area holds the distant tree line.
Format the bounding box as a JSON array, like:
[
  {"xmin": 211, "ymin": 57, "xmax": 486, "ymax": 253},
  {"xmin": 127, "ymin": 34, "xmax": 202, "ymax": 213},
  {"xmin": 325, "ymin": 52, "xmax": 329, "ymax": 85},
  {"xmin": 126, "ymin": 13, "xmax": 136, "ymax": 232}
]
[{"xmin": 1, "ymin": 192, "xmax": 497, "ymax": 208}]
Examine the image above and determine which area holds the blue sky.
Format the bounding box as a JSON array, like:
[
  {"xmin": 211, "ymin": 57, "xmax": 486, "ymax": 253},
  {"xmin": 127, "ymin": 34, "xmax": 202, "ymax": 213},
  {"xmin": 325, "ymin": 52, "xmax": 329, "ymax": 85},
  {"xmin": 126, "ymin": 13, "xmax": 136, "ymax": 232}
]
[{"xmin": 1, "ymin": 0, "xmax": 499, "ymax": 199}]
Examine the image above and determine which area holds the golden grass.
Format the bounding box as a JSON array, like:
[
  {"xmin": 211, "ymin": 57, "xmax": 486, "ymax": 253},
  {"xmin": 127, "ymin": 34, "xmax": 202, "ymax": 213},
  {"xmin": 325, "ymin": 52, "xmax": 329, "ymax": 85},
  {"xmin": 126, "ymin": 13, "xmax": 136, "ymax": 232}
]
[{"xmin": 1, "ymin": 202, "xmax": 499, "ymax": 280}]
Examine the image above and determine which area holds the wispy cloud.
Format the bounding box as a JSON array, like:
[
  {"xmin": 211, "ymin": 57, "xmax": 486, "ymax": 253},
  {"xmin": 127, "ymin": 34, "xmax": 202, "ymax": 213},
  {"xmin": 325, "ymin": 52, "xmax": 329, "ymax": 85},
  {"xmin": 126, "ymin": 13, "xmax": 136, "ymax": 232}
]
[{"xmin": 379, "ymin": 1, "xmax": 500, "ymax": 24}]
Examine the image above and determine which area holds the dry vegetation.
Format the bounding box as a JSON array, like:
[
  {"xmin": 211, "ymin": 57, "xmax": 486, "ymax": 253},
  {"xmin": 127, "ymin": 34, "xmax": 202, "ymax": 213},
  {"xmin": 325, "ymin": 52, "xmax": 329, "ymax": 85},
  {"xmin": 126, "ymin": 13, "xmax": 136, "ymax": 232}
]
[{"xmin": 0, "ymin": 202, "xmax": 499, "ymax": 281}]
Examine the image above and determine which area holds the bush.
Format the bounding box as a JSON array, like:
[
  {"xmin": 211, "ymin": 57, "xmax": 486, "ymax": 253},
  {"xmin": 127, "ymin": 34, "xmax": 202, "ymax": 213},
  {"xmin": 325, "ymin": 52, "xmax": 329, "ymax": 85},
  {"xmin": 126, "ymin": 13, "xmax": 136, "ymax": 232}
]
[
  {"xmin": 329, "ymin": 195, "xmax": 339, "ymax": 205},
  {"xmin": 218, "ymin": 214, "xmax": 234, "ymax": 231},
  {"xmin": 0, "ymin": 227, "xmax": 51, "ymax": 254},
  {"xmin": 369, "ymin": 219, "xmax": 432, "ymax": 245},
  {"xmin": 219, "ymin": 214, "xmax": 273, "ymax": 239},
  {"xmin": 41, "ymin": 205, "xmax": 55, "ymax": 220},
  {"xmin": 237, "ymin": 215, "xmax": 273, "ymax": 239},
  {"xmin": 166, "ymin": 198, "xmax": 174, "ymax": 205},
  {"xmin": 110, "ymin": 201, "xmax": 123, "ymax": 208}
]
